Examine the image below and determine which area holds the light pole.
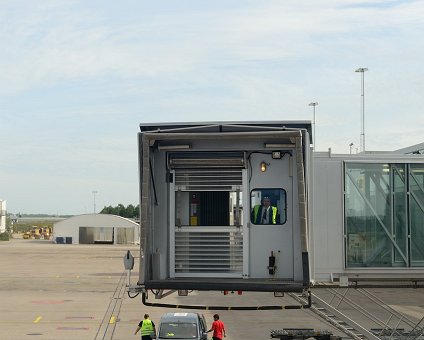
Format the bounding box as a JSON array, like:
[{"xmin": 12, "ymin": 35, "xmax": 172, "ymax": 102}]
[
  {"xmin": 355, "ymin": 67, "xmax": 368, "ymax": 152},
  {"xmin": 92, "ymin": 190, "xmax": 98, "ymax": 213},
  {"xmin": 349, "ymin": 142, "xmax": 354, "ymax": 154},
  {"xmin": 309, "ymin": 102, "xmax": 318, "ymax": 150}
]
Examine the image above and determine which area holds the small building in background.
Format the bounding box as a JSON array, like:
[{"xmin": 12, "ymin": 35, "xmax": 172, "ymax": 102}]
[{"xmin": 53, "ymin": 213, "xmax": 139, "ymax": 245}]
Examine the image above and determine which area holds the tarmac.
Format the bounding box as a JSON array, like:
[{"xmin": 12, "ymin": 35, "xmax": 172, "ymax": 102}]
[{"xmin": 1, "ymin": 238, "xmax": 424, "ymax": 340}]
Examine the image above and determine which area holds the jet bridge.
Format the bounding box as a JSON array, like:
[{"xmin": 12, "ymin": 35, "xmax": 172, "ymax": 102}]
[{"xmin": 136, "ymin": 121, "xmax": 312, "ymax": 293}]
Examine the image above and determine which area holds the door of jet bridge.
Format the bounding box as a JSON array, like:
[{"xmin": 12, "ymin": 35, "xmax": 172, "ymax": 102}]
[
  {"xmin": 168, "ymin": 152, "xmax": 245, "ymax": 278},
  {"xmin": 248, "ymin": 152, "xmax": 294, "ymax": 280}
]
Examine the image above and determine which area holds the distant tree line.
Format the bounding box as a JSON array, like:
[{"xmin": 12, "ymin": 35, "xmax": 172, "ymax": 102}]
[{"xmin": 100, "ymin": 204, "xmax": 139, "ymax": 218}]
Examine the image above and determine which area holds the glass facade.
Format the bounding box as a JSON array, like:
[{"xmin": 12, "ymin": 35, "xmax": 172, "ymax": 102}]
[{"xmin": 344, "ymin": 162, "xmax": 424, "ymax": 268}]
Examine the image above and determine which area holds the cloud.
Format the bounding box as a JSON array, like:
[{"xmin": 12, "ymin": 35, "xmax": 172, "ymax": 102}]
[
  {"xmin": 1, "ymin": 0, "xmax": 424, "ymax": 213},
  {"xmin": 1, "ymin": 0, "xmax": 424, "ymax": 95}
]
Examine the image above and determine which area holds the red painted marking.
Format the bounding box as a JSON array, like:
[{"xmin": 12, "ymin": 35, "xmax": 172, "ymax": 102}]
[
  {"xmin": 57, "ymin": 327, "xmax": 89, "ymax": 330},
  {"xmin": 31, "ymin": 300, "xmax": 65, "ymax": 304}
]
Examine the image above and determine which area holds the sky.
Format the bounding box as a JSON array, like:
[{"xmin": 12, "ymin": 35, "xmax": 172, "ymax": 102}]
[{"xmin": 1, "ymin": 0, "xmax": 424, "ymax": 215}]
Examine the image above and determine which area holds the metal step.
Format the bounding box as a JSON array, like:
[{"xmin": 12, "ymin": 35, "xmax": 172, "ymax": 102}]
[{"xmin": 288, "ymin": 292, "xmax": 377, "ymax": 340}]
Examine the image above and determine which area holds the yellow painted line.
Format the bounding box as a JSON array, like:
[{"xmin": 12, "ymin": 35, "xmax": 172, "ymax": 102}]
[
  {"xmin": 109, "ymin": 315, "xmax": 116, "ymax": 324},
  {"xmin": 33, "ymin": 316, "xmax": 42, "ymax": 323}
]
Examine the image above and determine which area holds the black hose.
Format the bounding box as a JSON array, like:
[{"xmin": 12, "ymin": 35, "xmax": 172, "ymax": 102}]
[{"xmin": 141, "ymin": 291, "xmax": 311, "ymax": 310}]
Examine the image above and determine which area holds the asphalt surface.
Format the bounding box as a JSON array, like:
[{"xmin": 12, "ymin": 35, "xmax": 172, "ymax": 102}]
[{"xmin": 1, "ymin": 238, "xmax": 424, "ymax": 340}]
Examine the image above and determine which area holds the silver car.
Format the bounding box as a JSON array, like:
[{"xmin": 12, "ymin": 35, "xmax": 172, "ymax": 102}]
[{"xmin": 157, "ymin": 312, "xmax": 208, "ymax": 340}]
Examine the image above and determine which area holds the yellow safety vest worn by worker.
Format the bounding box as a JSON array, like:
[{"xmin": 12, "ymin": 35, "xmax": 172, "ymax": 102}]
[
  {"xmin": 253, "ymin": 205, "xmax": 277, "ymax": 224},
  {"xmin": 141, "ymin": 319, "xmax": 154, "ymax": 336}
]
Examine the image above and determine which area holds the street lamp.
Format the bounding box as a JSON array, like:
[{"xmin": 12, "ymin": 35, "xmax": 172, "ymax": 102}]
[
  {"xmin": 92, "ymin": 190, "xmax": 98, "ymax": 213},
  {"xmin": 349, "ymin": 142, "xmax": 354, "ymax": 154},
  {"xmin": 309, "ymin": 102, "xmax": 318, "ymax": 150},
  {"xmin": 355, "ymin": 67, "xmax": 368, "ymax": 152}
]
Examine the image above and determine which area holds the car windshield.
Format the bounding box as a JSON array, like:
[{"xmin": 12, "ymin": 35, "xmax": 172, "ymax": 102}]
[{"xmin": 159, "ymin": 322, "xmax": 198, "ymax": 339}]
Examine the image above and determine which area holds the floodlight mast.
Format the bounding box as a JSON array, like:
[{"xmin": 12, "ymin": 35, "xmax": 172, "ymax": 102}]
[
  {"xmin": 355, "ymin": 67, "xmax": 368, "ymax": 152},
  {"xmin": 92, "ymin": 190, "xmax": 98, "ymax": 213}
]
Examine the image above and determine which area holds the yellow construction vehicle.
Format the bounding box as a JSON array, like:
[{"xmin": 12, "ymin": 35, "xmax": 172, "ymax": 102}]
[
  {"xmin": 24, "ymin": 226, "xmax": 52, "ymax": 240},
  {"xmin": 41, "ymin": 227, "xmax": 51, "ymax": 240},
  {"xmin": 30, "ymin": 226, "xmax": 42, "ymax": 239}
]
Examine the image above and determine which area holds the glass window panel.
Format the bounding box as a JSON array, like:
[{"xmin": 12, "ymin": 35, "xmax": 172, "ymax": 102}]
[
  {"xmin": 393, "ymin": 164, "xmax": 407, "ymax": 266},
  {"xmin": 175, "ymin": 191, "xmax": 243, "ymax": 227},
  {"xmin": 410, "ymin": 164, "xmax": 424, "ymax": 266},
  {"xmin": 250, "ymin": 188, "xmax": 286, "ymax": 225},
  {"xmin": 159, "ymin": 322, "xmax": 198, "ymax": 339},
  {"xmin": 345, "ymin": 163, "xmax": 393, "ymax": 267},
  {"xmin": 345, "ymin": 162, "xmax": 424, "ymax": 268}
]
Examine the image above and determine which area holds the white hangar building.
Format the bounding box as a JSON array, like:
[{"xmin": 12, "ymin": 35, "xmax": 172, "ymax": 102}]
[
  {"xmin": 53, "ymin": 214, "xmax": 139, "ymax": 245},
  {"xmin": 0, "ymin": 200, "xmax": 6, "ymax": 233}
]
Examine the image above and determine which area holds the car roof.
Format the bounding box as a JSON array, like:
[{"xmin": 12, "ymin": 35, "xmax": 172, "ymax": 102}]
[{"xmin": 160, "ymin": 312, "xmax": 200, "ymax": 323}]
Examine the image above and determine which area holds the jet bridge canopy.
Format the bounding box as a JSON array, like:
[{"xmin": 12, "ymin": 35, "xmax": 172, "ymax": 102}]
[{"xmin": 137, "ymin": 121, "xmax": 312, "ymax": 293}]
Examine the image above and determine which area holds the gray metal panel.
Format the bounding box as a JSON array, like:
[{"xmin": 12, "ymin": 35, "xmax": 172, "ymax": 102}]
[
  {"xmin": 151, "ymin": 151, "xmax": 169, "ymax": 281},
  {"xmin": 311, "ymin": 155, "xmax": 344, "ymax": 281}
]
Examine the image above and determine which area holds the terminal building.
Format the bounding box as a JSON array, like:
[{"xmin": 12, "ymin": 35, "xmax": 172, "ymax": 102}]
[{"xmin": 312, "ymin": 149, "xmax": 424, "ymax": 283}]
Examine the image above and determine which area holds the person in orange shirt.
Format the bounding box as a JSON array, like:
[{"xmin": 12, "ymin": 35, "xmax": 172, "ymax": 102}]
[{"xmin": 207, "ymin": 314, "xmax": 226, "ymax": 340}]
